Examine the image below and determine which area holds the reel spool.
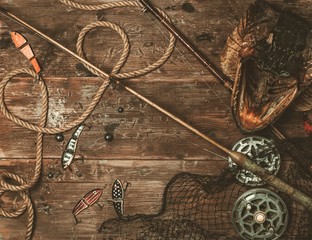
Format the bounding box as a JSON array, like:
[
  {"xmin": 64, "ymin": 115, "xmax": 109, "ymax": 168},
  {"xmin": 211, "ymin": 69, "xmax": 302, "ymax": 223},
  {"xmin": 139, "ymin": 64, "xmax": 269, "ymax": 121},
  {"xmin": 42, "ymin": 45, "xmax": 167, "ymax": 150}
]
[
  {"xmin": 232, "ymin": 188, "xmax": 288, "ymax": 240},
  {"xmin": 228, "ymin": 136, "xmax": 280, "ymax": 186}
]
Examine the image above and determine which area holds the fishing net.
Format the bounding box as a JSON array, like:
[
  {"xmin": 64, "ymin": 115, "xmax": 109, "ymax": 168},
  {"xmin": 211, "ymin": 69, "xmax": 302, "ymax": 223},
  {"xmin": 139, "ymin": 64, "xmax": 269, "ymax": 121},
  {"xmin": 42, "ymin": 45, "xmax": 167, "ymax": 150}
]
[{"xmin": 99, "ymin": 136, "xmax": 312, "ymax": 240}]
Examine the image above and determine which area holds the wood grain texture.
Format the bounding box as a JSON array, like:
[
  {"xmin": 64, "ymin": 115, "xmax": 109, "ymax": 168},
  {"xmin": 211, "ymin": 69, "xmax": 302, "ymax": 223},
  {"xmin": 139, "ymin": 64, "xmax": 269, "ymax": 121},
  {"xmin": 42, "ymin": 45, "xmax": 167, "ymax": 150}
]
[{"xmin": 0, "ymin": 0, "xmax": 311, "ymax": 239}]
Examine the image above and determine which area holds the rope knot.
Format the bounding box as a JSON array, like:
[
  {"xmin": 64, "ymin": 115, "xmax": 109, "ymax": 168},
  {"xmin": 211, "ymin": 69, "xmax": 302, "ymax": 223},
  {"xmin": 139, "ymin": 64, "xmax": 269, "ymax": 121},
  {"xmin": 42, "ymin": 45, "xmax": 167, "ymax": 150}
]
[
  {"xmin": 0, "ymin": 172, "xmax": 29, "ymax": 218},
  {"xmin": 0, "ymin": 171, "xmax": 34, "ymax": 239}
]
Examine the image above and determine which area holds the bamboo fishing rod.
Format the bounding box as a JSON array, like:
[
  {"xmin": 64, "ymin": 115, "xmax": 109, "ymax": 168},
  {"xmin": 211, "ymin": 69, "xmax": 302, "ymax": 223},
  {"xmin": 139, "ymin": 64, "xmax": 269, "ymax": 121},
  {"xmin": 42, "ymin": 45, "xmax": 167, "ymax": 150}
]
[{"xmin": 0, "ymin": 6, "xmax": 312, "ymax": 211}]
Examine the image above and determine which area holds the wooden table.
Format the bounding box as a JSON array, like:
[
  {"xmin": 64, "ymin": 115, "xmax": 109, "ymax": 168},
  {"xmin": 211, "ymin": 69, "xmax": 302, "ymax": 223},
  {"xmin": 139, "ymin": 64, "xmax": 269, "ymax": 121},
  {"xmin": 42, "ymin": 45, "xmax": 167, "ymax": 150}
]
[{"xmin": 0, "ymin": 0, "xmax": 311, "ymax": 239}]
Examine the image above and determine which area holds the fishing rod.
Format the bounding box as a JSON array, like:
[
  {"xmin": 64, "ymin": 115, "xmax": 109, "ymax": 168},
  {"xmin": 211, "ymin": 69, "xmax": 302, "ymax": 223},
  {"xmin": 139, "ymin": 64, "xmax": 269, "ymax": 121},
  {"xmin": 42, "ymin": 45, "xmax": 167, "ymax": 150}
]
[
  {"xmin": 139, "ymin": 0, "xmax": 312, "ymax": 175},
  {"xmin": 0, "ymin": 6, "xmax": 312, "ymax": 211}
]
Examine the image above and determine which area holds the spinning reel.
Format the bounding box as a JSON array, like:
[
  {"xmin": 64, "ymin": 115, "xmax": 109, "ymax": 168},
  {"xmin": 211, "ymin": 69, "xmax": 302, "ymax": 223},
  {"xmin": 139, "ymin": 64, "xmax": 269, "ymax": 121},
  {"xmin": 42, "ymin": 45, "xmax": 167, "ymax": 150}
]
[
  {"xmin": 232, "ymin": 188, "xmax": 288, "ymax": 240},
  {"xmin": 228, "ymin": 136, "xmax": 281, "ymax": 186}
]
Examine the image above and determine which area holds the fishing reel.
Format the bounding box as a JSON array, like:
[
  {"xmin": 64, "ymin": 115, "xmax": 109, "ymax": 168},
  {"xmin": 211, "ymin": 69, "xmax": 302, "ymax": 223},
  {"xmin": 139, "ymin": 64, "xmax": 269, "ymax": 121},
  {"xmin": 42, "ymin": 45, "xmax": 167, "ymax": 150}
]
[
  {"xmin": 228, "ymin": 136, "xmax": 281, "ymax": 186},
  {"xmin": 232, "ymin": 188, "xmax": 288, "ymax": 240}
]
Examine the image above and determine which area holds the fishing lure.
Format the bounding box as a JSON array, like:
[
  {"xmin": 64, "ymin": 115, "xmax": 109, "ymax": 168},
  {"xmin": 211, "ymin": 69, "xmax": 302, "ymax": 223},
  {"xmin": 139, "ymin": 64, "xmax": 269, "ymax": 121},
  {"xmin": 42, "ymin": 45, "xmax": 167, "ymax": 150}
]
[
  {"xmin": 11, "ymin": 31, "xmax": 41, "ymax": 75},
  {"xmin": 221, "ymin": 0, "xmax": 312, "ymax": 133},
  {"xmin": 61, "ymin": 124, "xmax": 85, "ymax": 169},
  {"xmin": 0, "ymin": 20, "xmax": 41, "ymax": 75},
  {"xmin": 111, "ymin": 179, "xmax": 129, "ymax": 218},
  {"xmin": 72, "ymin": 188, "xmax": 103, "ymax": 224}
]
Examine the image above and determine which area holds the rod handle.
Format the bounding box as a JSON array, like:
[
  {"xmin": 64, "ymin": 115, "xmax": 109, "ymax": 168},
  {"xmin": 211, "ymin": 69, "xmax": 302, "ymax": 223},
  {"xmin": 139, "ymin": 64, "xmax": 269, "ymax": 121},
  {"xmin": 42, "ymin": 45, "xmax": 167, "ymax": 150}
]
[{"xmin": 228, "ymin": 150, "xmax": 312, "ymax": 211}]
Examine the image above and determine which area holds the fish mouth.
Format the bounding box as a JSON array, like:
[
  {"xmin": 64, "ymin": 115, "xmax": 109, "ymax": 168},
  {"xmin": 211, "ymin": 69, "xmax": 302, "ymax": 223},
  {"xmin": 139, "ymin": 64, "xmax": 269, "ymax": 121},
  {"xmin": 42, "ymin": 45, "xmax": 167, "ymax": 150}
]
[
  {"xmin": 232, "ymin": 59, "xmax": 298, "ymax": 133},
  {"xmin": 221, "ymin": 0, "xmax": 311, "ymax": 133}
]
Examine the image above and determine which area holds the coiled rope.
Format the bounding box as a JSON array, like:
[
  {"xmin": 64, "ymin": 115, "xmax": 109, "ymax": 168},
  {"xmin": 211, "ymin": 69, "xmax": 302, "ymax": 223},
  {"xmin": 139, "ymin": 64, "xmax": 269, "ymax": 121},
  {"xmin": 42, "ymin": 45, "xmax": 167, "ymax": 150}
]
[{"xmin": 0, "ymin": 1, "xmax": 176, "ymax": 239}]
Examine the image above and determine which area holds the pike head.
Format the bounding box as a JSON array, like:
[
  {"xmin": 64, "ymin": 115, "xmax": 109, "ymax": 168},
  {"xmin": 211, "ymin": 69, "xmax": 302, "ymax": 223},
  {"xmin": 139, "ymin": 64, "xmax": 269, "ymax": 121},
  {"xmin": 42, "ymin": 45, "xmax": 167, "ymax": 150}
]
[{"xmin": 221, "ymin": 0, "xmax": 312, "ymax": 133}]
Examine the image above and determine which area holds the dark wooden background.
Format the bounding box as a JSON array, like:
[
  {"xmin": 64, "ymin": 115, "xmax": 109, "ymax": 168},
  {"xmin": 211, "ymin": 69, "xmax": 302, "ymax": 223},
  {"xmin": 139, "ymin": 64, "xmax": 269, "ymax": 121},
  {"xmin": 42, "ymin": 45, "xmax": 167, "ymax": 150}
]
[{"xmin": 0, "ymin": 0, "xmax": 311, "ymax": 239}]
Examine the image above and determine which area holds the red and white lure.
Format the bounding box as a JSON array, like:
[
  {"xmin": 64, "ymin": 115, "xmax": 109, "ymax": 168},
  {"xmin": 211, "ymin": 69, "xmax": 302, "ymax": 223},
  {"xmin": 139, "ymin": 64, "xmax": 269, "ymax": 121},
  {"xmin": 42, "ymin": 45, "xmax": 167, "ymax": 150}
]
[{"xmin": 72, "ymin": 188, "xmax": 104, "ymax": 224}]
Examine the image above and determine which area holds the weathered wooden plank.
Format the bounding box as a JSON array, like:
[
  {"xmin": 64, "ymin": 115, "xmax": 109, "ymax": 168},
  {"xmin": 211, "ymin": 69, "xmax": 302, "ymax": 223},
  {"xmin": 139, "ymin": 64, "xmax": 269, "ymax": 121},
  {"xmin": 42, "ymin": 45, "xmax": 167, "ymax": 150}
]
[
  {"xmin": 0, "ymin": 159, "xmax": 229, "ymax": 239},
  {"xmin": 0, "ymin": 76, "xmax": 307, "ymax": 160},
  {"xmin": 0, "ymin": 159, "xmax": 228, "ymax": 182},
  {"xmin": 0, "ymin": 181, "xmax": 172, "ymax": 240},
  {"xmin": 0, "ymin": 75, "xmax": 233, "ymax": 160},
  {"xmin": 0, "ymin": 0, "xmax": 311, "ymax": 79}
]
